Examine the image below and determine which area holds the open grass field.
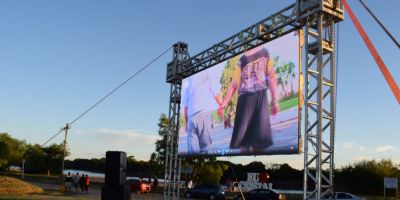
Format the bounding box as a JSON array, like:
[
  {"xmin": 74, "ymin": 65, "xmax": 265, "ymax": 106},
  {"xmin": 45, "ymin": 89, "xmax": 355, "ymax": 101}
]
[
  {"xmin": 0, "ymin": 176, "xmax": 43, "ymax": 196},
  {"xmin": 0, "ymin": 172, "xmax": 58, "ymax": 185}
]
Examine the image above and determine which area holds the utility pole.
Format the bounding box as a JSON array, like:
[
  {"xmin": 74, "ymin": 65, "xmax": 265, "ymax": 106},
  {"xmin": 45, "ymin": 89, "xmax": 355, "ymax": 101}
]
[
  {"xmin": 21, "ymin": 159, "xmax": 25, "ymax": 180},
  {"xmin": 61, "ymin": 123, "xmax": 70, "ymax": 184}
]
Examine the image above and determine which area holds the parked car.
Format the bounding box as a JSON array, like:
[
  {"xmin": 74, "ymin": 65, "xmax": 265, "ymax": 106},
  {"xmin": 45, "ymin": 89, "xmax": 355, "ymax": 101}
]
[
  {"xmin": 126, "ymin": 178, "xmax": 151, "ymax": 193},
  {"xmin": 184, "ymin": 184, "xmax": 226, "ymax": 200},
  {"xmin": 330, "ymin": 192, "xmax": 363, "ymax": 200},
  {"xmin": 234, "ymin": 188, "xmax": 286, "ymax": 200}
]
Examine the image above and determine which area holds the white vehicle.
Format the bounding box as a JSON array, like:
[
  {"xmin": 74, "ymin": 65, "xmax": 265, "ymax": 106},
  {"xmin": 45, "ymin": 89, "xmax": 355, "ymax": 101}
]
[{"xmin": 318, "ymin": 192, "xmax": 363, "ymax": 200}]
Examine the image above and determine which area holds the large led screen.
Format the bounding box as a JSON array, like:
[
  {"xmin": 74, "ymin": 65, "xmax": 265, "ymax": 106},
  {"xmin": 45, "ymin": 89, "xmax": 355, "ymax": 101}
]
[{"xmin": 178, "ymin": 31, "xmax": 302, "ymax": 157}]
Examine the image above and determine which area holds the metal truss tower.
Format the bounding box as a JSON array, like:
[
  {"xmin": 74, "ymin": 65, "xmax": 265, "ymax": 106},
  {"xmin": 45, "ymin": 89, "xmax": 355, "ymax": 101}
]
[
  {"xmin": 299, "ymin": 0, "xmax": 343, "ymax": 199},
  {"xmin": 164, "ymin": 42, "xmax": 190, "ymax": 200},
  {"xmin": 165, "ymin": 1, "xmax": 343, "ymax": 199}
]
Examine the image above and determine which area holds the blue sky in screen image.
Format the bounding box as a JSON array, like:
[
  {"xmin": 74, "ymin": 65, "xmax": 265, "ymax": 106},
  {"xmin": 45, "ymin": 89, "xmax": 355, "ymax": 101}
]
[
  {"xmin": 0, "ymin": 0, "xmax": 399, "ymax": 169},
  {"xmin": 267, "ymin": 32, "xmax": 300, "ymax": 69}
]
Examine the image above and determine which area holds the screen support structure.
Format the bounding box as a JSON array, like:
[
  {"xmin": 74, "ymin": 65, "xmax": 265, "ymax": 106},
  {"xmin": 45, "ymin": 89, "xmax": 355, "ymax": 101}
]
[
  {"xmin": 300, "ymin": 1, "xmax": 343, "ymax": 199},
  {"xmin": 165, "ymin": 1, "xmax": 343, "ymax": 199},
  {"xmin": 164, "ymin": 42, "xmax": 189, "ymax": 200}
]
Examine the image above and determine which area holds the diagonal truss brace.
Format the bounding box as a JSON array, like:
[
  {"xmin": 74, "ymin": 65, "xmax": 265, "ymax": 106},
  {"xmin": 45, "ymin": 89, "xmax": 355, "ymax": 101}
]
[{"xmin": 167, "ymin": 3, "xmax": 300, "ymax": 83}]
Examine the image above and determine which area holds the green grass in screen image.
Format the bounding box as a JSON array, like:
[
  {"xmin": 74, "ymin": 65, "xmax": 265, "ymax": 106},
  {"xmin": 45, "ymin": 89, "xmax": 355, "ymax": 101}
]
[{"xmin": 278, "ymin": 96, "xmax": 299, "ymax": 112}]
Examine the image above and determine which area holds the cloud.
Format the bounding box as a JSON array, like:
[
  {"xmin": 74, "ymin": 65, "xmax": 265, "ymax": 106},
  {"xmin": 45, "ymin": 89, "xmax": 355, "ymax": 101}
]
[
  {"xmin": 342, "ymin": 142, "xmax": 366, "ymax": 152},
  {"xmin": 374, "ymin": 145, "xmax": 397, "ymax": 153},
  {"xmin": 354, "ymin": 156, "xmax": 373, "ymax": 161},
  {"xmin": 78, "ymin": 128, "xmax": 158, "ymax": 146}
]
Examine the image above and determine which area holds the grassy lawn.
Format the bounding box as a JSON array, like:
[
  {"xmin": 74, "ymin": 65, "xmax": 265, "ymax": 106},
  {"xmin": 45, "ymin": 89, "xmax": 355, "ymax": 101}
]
[
  {"xmin": 0, "ymin": 172, "xmax": 59, "ymax": 184},
  {"xmin": 0, "ymin": 176, "xmax": 43, "ymax": 196},
  {"xmin": 279, "ymin": 96, "xmax": 298, "ymax": 111},
  {"xmin": 0, "ymin": 175, "xmax": 90, "ymax": 200}
]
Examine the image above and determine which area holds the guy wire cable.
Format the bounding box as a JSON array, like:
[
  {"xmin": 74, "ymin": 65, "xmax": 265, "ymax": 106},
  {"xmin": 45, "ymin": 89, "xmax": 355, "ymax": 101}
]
[
  {"xmin": 42, "ymin": 46, "xmax": 173, "ymax": 147},
  {"xmin": 358, "ymin": 0, "xmax": 400, "ymax": 49}
]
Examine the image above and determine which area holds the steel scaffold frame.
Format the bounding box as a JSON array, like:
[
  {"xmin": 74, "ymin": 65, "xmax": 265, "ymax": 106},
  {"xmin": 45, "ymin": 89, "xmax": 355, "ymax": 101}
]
[
  {"xmin": 165, "ymin": 6, "xmax": 300, "ymax": 200},
  {"xmin": 176, "ymin": 3, "xmax": 300, "ymax": 80},
  {"xmin": 165, "ymin": 1, "xmax": 343, "ymax": 200},
  {"xmin": 301, "ymin": 1, "xmax": 343, "ymax": 199},
  {"xmin": 303, "ymin": 13, "xmax": 335, "ymax": 200},
  {"xmin": 164, "ymin": 42, "xmax": 189, "ymax": 200}
]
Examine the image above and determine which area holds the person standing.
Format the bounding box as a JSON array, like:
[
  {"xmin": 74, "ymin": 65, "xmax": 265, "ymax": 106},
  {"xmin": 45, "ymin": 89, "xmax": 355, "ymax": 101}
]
[
  {"xmin": 84, "ymin": 174, "xmax": 90, "ymax": 194},
  {"xmin": 153, "ymin": 176, "xmax": 159, "ymax": 192},
  {"xmin": 147, "ymin": 177, "xmax": 152, "ymax": 192},
  {"xmin": 73, "ymin": 172, "xmax": 80, "ymax": 192},
  {"xmin": 79, "ymin": 174, "xmax": 85, "ymax": 193},
  {"xmin": 182, "ymin": 74, "xmax": 222, "ymax": 154},
  {"xmin": 218, "ymin": 46, "xmax": 279, "ymax": 153},
  {"xmin": 65, "ymin": 172, "xmax": 72, "ymax": 192}
]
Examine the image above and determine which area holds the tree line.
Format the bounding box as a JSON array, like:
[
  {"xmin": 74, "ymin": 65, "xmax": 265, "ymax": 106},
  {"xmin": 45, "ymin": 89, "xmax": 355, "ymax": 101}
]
[
  {"xmin": 2, "ymin": 114, "xmax": 400, "ymax": 195},
  {"xmin": 149, "ymin": 114, "xmax": 400, "ymax": 195},
  {"xmin": 0, "ymin": 132, "xmax": 65, "ymax": 175},
  {"xmin": 65, "ymin": 156, "xmax": 150, "ymax": 178}
]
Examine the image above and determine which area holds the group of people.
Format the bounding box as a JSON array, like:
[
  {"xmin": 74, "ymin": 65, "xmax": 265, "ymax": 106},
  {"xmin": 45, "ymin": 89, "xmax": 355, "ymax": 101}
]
[{"xmin": 65, "ymin": 172, "xmax": 90, "ymax": 193}]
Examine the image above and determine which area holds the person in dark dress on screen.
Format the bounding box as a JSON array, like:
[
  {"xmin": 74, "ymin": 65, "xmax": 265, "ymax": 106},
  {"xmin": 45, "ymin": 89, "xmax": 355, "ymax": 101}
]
[{"xmin": 218, "ymin": 46, "xmax": 279, "ymax": 153}]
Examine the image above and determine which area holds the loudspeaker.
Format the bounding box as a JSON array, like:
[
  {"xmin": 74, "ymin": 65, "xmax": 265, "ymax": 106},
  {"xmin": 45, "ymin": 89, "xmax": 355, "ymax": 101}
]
[
  {"xmin": 105, "ymin": 151, "xmax": 127, "ymax": 186},
  {"xmin": 101, "ymin": 185, "xmax": 131, "ymax": 200}
]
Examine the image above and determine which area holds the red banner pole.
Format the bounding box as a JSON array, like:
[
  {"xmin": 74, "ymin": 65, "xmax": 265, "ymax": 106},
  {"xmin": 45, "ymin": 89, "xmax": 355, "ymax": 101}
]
[{"xmin": 342, "ymin": 0, "xmax": 400, "ymax": 104}]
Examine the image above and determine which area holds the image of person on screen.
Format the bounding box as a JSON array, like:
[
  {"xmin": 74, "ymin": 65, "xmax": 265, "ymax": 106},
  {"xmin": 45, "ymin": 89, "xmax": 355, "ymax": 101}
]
[
  {"xmin": 182, "ymin": 75, "xmax": 222, "ymax": 154},
  {"xmin": 218, "ymin": 46, "xmax": 279, "ymax": 154}
]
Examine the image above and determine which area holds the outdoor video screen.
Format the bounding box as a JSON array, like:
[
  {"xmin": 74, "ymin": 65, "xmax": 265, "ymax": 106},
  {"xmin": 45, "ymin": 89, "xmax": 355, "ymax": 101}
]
[{"xmin": 178, "ymin": 31, "xmax": 302, "ymax": 157}]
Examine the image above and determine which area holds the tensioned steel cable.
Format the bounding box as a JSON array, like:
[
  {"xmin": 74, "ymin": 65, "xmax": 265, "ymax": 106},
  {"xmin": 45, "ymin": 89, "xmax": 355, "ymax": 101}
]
[
  {"xmin": 358, "ymin": 0, "xmax": 400, "ymax": 49},
  {"xmin": 228, "ymin": 160, "xmax": 246, "ymax": 200},
  {"xmin": 42, "ymin": 46, "xmax": 173, "ymax": 147}
]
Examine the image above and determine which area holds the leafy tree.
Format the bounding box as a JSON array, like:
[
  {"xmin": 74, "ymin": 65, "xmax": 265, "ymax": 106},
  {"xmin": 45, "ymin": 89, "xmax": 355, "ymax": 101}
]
[
  {"xmin": 219, "ymin": 56, "xmax": 240, "ymax": 120},
  {"xmin": 0, "ymin": 140, "xmax": 8, "ymax": 170},
  {"xmin": 24, "ymin": 144, "xmax": 46, "ymax": 174},
  {"xmin": 65, "ymin": 158, "xmax": 105, "ymax": 173},
  {"xmin": 244, "ymin": 161, "xmax": 266, "ymax": 173},
  {"xmin": 271, "ymin": 163, "xmax": 302, "ymax": 180},
  {"xmin": 149, "ymin": 113, "xmax": 169, "ymax": 177},
  {"xmin": 181, "ymin": 157, "xmax": 220, "ymax": 184},
  {"xmin": 336, "ymin": 159, "xmax": 400, "ymax": 195},
  {"xmin": 191, "ymin": 161, "xmax": 228, "ymax": 184},
  {"xmin": 65, "ymin": 156, "xmax": 150, "ymax": 177},
  {"xmin": 0, "ymin": 132, "xmax": 67, "ymax": 174},
  {"xmin": 43, "ymin": 143, "xmax": 66, "ymax": 175},
  {"xmin": 0, "ymin": 132, "xmax": 26, "ymax": 169},
  {"xmin": 221, "ymin": 163, "xmax": 245, "ymax": 182}
]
